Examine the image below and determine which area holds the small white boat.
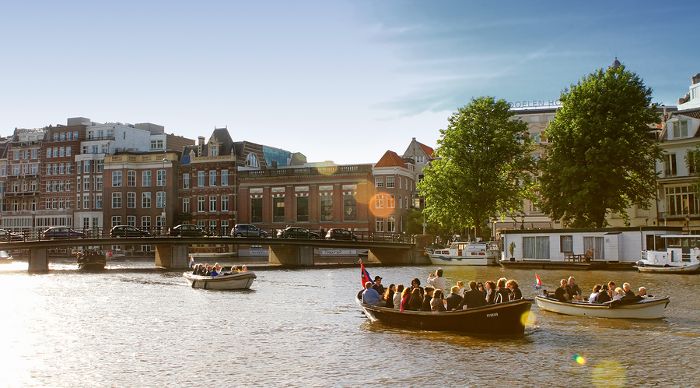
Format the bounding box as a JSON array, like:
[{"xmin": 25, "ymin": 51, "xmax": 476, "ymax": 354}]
[
  {"xmin": 638, "ymin": 234, "xmax": 700, "ymax": 274},
  {"xmin": 183, "ymin": 271, "xmax": 257, "ymax": 290},
  {"xmin": 535, "ymin": 295, "xmax": 670, "ymax": 319},
  {"xmin": 0, "ymin": 250, "xmax": 13, "ymax": 263},
  {"xmin": 428, "ymin": 241, "xmax": 499, "ymax": 266}
]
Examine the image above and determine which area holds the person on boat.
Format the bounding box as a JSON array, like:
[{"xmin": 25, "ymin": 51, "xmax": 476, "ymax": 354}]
[
  {"xmin": 372, "ymin": 276, "xmax": 386, "ymax": 295},
  {"xmin": 362, "ymin": 281, "xmax": 382, "ymax": 306},
  {"xmin": 393, "ymin": 285, "xmax": 404, "ymax": 309},
  {"xmin": 241, "ymin": 265, "xmax": 248, "ymax": 272},
  {"xmin": 399, "ymin": 286, "xmax": 412, "ymax": 312},
  {"xmin": 638, "ymin": 287, "xmax": 653, "ymax": 298},
  {"xmin": 407, "ymin": 288, "xmax": 423, "ymax": 311},
  {"xmin": 188, "ymin": 255, "xmax": 195, "ymax": 269},
  {"xmin": 476, "ymin": 282, "xmax": 486, "ymax": 298},
  {"xmin": 484, "ymin": 281, "xmax": 497, "ymax": 304},
  {"xmin": 622, "ymin": 282, "xmax": 636, "ymax": 298},
  {"xmin": 506, "ymin": 279, "xmax": 522, "ymax": 300},
  {"xmin": 595, "ymin": 284, "xmax": 611, "ymax": 303},
  {"xmin": 456, "ymin": 281, "xmax": 465, "ymax": 297},
  {"xmin": 383, "ymin": 284, "xmax": 396, "ymax": 309},
  {"xmin": 460, "ymin": 281, "xmax": 487, "ymax": 309},
  {"xmin": 421, "ymin": 287, "xmax": 435, "ymax": 311},
  {"xmin": 494, "ymin": 278, "xmax": 511, "ymax": 304},
  {"xmin": 210, "ymin": 265, "xmax": 220, "ymax": 277},
  {"xmin": 410, "ymin": 278, "xmax": 424, "ymax": 297},
  {"xmin": 554, "ymin": 279, "xmax": 571, "ymax": 302},
  {"xmin": 430, "ymin": 289, "xmax": 447, "ymax": 312},
  {"xmin": 445, "ymin": 286, "xmax": 463, "ymax": 310},
  {"xmin": 427, "ymin": 268, "xmax": 447, "ymax": 291},
  {"xmin": 566, "ymin": 276, "xmax": 583, "ymax": 301},
  {"xmin": 612, "ymin": 287, "xmax": 625, "ymax": 301},
  {"xmin": 588, "ymin": 284, "xmax": 602, "ymax": 303},
  {"xmin": 607, "ymin": 281, "xmax": 617, "ymax": 299}
]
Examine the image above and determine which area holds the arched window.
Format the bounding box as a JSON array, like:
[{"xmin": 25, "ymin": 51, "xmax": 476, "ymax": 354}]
[{"xmin": 246, "ymin": 153, "xmax": 259, "ymax": 168}]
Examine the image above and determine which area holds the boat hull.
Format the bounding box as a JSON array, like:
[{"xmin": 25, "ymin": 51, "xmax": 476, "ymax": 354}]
[
  {"xmin": 428, "ymin": 255, "xmax": 494, "ymax": 266},
  {"xmin": 184, "ymin": 272, "xmax": 257, "ymax": 290},
  {"xmin": 357, "ymin": 296, "xmax": 533, "ymax": 335},
  {"xmin": 499, "ymin": 260, "xmax": 635, "ymax": 271},
  {"xmin": 636, "ymin": 262, "xmax": 700, "ymax": 274},
  {"xmin": 535, "ymin": 295, "xmax": 669, "ymax": 319}
]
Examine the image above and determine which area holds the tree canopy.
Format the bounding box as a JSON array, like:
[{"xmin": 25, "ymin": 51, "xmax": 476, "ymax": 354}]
[
  {"xmin": 418, "ymin": 97, "xmax": 535, "ymax": 237},
  {"xmin": 538, "ymin": 63, "xmax": 662, "ymax": 227}
]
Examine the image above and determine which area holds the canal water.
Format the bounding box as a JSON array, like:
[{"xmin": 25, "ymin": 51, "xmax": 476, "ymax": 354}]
[{"xmin": 0, "ymin": 261, "xmax": 698, "ymax": 387}]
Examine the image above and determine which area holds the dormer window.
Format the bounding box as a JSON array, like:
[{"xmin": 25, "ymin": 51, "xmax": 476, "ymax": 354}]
[
  {"xmin": 246, "ymin": 153, "xmax": 259, "ymax": 168},
  {"xmin": 671, "ymin": 120, "xmax": 689, "ymax": 139},
  {"xmin": 210, "ymin": 144, "xmax": 218, "ymax": 157}
]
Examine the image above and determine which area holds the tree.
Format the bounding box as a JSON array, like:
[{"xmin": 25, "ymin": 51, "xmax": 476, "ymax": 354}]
[
  {"xmin": 418, "ymin": 97, "xmax": 535, "ymax": 237},
  {"xmin": 538, "ymin": 62, "xmax": 661, "ymax": 227}
]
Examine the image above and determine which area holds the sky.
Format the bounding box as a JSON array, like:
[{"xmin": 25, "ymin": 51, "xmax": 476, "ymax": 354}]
[{"xmin": 0, "ymin": 1, "xmax": 697, "ymax": 164}]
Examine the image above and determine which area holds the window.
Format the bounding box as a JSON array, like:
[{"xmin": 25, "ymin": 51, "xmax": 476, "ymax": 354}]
[
  {"xmin": 95, "ymin": 194, "xmax": 102, "ymax": 209},
  {"xmin": 127, "ymin": 216, "xmax": 136, "ymax": 227},
  {"xmin": 672, "ymin": 120, "xmax": 689, "ymax": 139},
  {"xmin": 198, "ymin": 196, "xmax": 205, "ymax": 212},
  {"xmin": 112, "ymin": 171, "xmax": 122, "ymax": 187},
  {"xmin": 560, "ymin": 235, "xmax": 573, "ymax": 253},
  {"xmin": 386, "ymin": 176, "xmax": 395, "ymax": 188},
  {"xmin": 82, "ymin": 194, "xmax": 90, "ymax": 209},
  {"xmin": 344, "ymin": 193, "xmax": 356, "ymax": 221},
  {"xmin": 221, "ymin": 170, "xmax": 229, "ymax": 186},
  {"xmin": 156, "ymin": 192, "xmax": 166, "ymax": 208},
  {"xmin": 664, "ymin": 153, "xmax": 677, "ymax": 177},
  {"xmin": 320, "ymin": 195, "xmax": 333, "ymax": 221},
  {"xmin": 209, "ymin": 220, "xmax": 217, "ymax": 234},
  {"xmin": 209, "ymin": 170, "xmax": 216, "ymax": 186},
  {"xmin": 246, "ymin": 153, "xmax": 259, "ymax": 168},
  {"xmin": 376, "ymin": 217, "xmax": 385, "ymax": 232},
  {"xmin": 95, "ymin": 176, "xmax": 103, "ymax": 191},
  {"xmin": 197, "ymin": 171, "xmax": 205, "ymax": 187},
  {"xmin": 375, "ymin": 177, "xmax": 384, "ymax": 188},
  {"xmin": 142, "ymin": 171, "xmax": 152, "ymax": 187},
  {"xmin": 221, "ymin": 220, "xmax": 229, "ymax": 235},
  {"xmin": 210, "ymin": 144, "xmax": 218, "ymax": 157},
  {"xmin": 183, "ymin": 173, "xmax": 190, "ymax": 189},
  {"xmin": 221, "ymin": 195, "xmax": 229, "ymax": 211},
  {"xmin": 157, "ymin": 170, "xmax": 166, "ymax": 186},
  {"xmin": 251, "ymin": 198, "xmax": 263, "ymax": 222},
  {"xmin": 141, "ymin": 216, "xmax": 151, "ymax": 230},
  {"xmin": 665, "ymin": 186, "xmax": 698, "ymax": 216},
  {"xmin": 111, "ymin": 216, "xmax": 121, "ymax": 228},
  {"xmin": 375, "ymin": 194, "xmax": 385, "ymax": 208},
  {"xmin": 182, "ymin": 197, "xmax": 190, "ymax": 213},
  {"xmin": 142, "ymin": 192, "xmax": 151, "ymax": 208},
  {"xmin": 387, "ymin": 216, "xmax": 396, "ymax": 232},
  {"xmin": 209, "ymin": 195, "xmax": 217, "ymax": 212},
  {"xmin": 388, "ymin": 195, "xmax": 395, "ymax": 208},
  {"xmin": 127, "ymin": 192, "xmax": 136, "ymax": 208},
  {"xmin": 112, "ymin": 192, "xmax": 122, "ymax": 209},
  {"xmin": 273, "ymin": 197, "xmax": 285, "ymax": 222},
  {"xmin": 296, "ymin": 196, "xmax": 309, "ymax": 222},
  {"xmin": 150, "ymin": 139, "xmax": 164, "ymax": 150},
  {"xmin": 127, "ymin": 171, "xmax": 136, "ymax": 187},
  {"xmin": 523, "ymin": 236, "xmax": 550, "ymax": 260}
]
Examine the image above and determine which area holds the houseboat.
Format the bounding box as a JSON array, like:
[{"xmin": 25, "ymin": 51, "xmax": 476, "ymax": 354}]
[{"xmin": 637, "ymin": 234, "xmax": 700, "ymax": 273}]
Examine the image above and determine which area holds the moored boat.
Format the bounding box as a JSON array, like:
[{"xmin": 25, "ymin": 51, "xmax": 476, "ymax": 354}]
[
  {"xmin": 428, "ymin": 241, "xmax": 499, "ymax": 266},
  {"xmin": 356, "ymin": 294, "xmax": 533, "ymax": 335},
  {"xmin": 535, "ymin": 295, "xmax": 670, "ymax": 319},
  {"xmin": 184, "ymin": 271, "xmax": 257, "ymax": 290},
  {"xmin": 637, "ymin": 234, "xmax": 700, "ymax": 274},
  {"xmin": 0, "ymin": 250, "xmax": 13, "ymax": 263}
]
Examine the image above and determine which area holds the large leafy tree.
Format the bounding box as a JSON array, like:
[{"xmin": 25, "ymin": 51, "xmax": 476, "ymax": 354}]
[
  {"xmin": 538, "ymin": 62, "xmax": 661, "ymax": 227},
  {"xmin": 418, "ymin": 97, "xmax": 535, "ymax": 237}
]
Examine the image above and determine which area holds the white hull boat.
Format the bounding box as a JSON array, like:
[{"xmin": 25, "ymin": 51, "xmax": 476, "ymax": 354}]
[
  {"xmin": 636, "ymin": 262, "xmax": 700, "ymax": 274},
  {"xmin": 184, "ymin": 272, "xmax": 257, "ymax": 290},
  {"xmin": 535, "ymin": 295, "xmax": 670, "ymax": 319},
  {"xmin": 428, "ymin": 241, "xmax": 499, "ymax": 266},
  {"xmin": 0, "ymin": 250, "xmax": 12, "ymax": 263},
  {"xmin": 639, "ymin": 234, "xmax": 700, "ymax": 274}
]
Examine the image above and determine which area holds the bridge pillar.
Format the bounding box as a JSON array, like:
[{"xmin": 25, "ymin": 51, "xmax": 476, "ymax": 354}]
[
  {"xmin": 154, "ymin": 244, "xmax": 190, "ymax": 269},
  {"xmin": 368, "ymin": 247, "xmax": 416, "ymax": 265},
  {"xmin": 269, "ymin": 244, "xmax": 314, "ymax": 266},
  {"xmin": 28, "ymin": 247, "xmax": 49, "ymax": 273}
]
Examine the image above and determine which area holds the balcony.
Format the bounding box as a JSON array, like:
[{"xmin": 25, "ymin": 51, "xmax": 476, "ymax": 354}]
[{"xmin": 238, "ymin": 164, "xmax": 372, "ymax": 179}]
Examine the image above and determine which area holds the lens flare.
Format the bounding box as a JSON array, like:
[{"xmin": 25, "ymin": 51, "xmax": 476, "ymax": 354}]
[
  {"xmin": 572, "ymin": 354, "xmax": 586, "ymax": 365},
  {"xmin": 368, "ymin": 193, "xmax": 393, "ymax": 218},
  {"xmin": 591, "ymin": 360, "xmax": 626, "ymax": 388},
  {"xmin": 520, "ymin": 310, "xmax": 536, "ymax": 327},
  {"xmin": 317, "ymin": 165, "xmax": 337, "ymax": 176}
]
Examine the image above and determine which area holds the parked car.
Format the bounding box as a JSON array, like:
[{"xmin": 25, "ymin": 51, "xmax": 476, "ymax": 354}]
[
  {"xmin": 325, "ymin": 228, "xmax": 357, "ymax": 241},
  {"xmin": 231, "ymin": 224, "xmax": 269, "ymax": 238},
  {"xmin": 277, "ymin": 226, "xmax": 321, "ymax": 239},
  {"xmin": 169, "ymin": 224, "xmax": 208, "ymax": 237},
  {"xmin": 42, "ymin": 227, "xmax": 86, "ymax": 239},
  {"xmin": 110, "ymin": 225, "xmax": 152, "ymax": 238},
  {"xmin": 0, "ymin": 228, "xmax": 24, "ymax": 241}
]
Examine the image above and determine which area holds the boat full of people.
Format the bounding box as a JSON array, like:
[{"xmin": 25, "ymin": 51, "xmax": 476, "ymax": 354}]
[
  {"xmin": 184, "ymin": 263, "xmax": 256, "ymax": 290},
  {"xmin": 637, "ymin": 234, "xmax": 700, "ymax": 274},
  {"xmin": 76, "ymin": 249, "xmax": 106, "ymax": 271},
  {"xmin": 427, "ymin": 240, "xmax": 500, "ymax": 266}
]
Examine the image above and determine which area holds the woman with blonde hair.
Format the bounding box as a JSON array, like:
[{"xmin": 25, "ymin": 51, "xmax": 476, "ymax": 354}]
[
  {"xmin": 494, "ymin": 277, "xmax": 511, "ymax": 303},
  {"xmin": 612, "ymin": 287, "xmax": 625, "ymax": 301},
  {"xmin": 430, "ymin": 289, "xmax": 447, "ymax": 312}
]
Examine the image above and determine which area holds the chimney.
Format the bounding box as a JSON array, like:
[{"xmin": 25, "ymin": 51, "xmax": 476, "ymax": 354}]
[{"xmin": 198, "ymin": 136, "xmax": 205, "ymax": 146}]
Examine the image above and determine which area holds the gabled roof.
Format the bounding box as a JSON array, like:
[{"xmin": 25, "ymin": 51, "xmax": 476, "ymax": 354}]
[
  {"xmin": 418, "ymin": 141, "xmax": 434, "ymax": 157},
  {"xmin": 375, "ymin": 150, "xmax": 406, "ymax": 168},
  {"xmin": 209, "ymin": 128, "xmax": 234, "ymax": 155}
]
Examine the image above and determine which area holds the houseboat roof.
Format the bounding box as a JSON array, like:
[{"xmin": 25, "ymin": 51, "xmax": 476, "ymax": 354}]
[{"xmin": 501, "ymin": 226, "xmax": 682, "ymax": 235}]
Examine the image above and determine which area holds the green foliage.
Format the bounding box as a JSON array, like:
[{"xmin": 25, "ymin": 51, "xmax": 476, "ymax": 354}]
[
  {"xmin": 538, "ymin": 63, "xmax": 662, "ymax": 227},
  {"xmin": 418, "ymin": 97, "xmax": 535, "ymax": 236}
]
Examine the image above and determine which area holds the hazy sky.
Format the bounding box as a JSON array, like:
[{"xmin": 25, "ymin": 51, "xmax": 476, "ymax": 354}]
[{"xmin": 0, "ymin": 1, "xmax": 696, "ymax": 164}]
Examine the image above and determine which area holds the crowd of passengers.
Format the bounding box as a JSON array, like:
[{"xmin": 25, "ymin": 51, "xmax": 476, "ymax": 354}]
[
  {"xmin": 545, "ymin": 276, "xmax": 652, "ymax": 304},
  {"xmin": 361, "ymin": 268, "xmax": 524, "ymax": 311},
  {"xmin": 191, "ymin": 263, "xmax": 248, "ymax": 277}
]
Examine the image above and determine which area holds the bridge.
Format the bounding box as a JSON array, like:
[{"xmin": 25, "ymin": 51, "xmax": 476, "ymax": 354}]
[{"xmin": 0, "ymin": 236, "xmax": 418, "ymax": 272}]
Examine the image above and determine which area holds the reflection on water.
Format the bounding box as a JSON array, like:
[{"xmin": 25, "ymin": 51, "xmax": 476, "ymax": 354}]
[{"xmin": 0, "ymin": 262, "xmax": 698, "ymax": 386}]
